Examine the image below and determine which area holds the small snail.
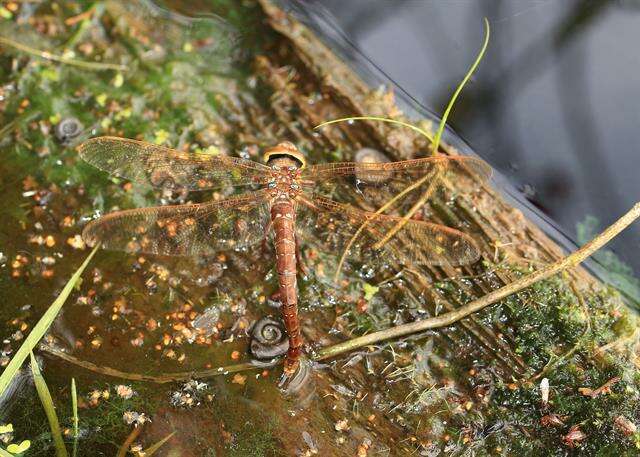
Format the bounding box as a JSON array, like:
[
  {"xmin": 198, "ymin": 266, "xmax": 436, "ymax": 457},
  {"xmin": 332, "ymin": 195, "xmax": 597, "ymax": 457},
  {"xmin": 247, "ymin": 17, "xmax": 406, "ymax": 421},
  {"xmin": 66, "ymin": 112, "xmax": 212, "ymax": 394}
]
[
  {"xmin": 354, "ymin": 147, "xmax": 392, "ymax": 185},
  {"xmin": 249, "ymin": 316, "xmax": 289, "ymax": 360},
  {"xmin": 55, "ymin": 117, "xmax": 83, "ymax": 143}
]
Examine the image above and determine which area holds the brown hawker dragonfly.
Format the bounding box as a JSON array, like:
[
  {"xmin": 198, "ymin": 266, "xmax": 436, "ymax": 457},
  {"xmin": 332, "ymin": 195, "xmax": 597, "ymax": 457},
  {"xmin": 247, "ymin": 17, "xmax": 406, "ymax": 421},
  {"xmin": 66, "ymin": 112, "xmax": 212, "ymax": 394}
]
[{"xmin": 79, "ymin": 137, "xmax": 491, "ymax": 374}]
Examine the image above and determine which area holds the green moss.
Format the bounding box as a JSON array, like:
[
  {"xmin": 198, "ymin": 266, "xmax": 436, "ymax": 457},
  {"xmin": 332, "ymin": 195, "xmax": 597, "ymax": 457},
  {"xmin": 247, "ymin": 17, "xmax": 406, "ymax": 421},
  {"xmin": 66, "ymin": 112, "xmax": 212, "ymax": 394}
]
[{"xmin": 476, "ymin": 270, "xmax": 640, "ymax": 454}]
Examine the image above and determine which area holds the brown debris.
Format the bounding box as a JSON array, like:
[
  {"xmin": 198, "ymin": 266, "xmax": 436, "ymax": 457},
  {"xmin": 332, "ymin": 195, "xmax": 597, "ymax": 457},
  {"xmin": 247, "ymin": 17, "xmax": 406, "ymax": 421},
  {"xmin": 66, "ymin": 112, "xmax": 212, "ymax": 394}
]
[
  {"xmin": 540, "ymin": 414, "xmax": 565, "ymax": 427},
  {"xmin": 562, "ymin": 425, "xmax": 587, "ymax": 448},
  {"xmin": 614, "ymin": 415, "xmax": 637, "ymax": 436},
  {"xmin": 578, "ymin": 377, "xmax": 620, "ymax": 398}
]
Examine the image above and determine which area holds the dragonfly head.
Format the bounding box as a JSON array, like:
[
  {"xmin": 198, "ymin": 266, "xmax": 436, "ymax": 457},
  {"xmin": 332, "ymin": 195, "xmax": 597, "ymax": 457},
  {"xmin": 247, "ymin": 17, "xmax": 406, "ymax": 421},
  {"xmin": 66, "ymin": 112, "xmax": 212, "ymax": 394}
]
[{"xmin": 263, "ymin": 141, "xmax": 306, "ymax": 170}]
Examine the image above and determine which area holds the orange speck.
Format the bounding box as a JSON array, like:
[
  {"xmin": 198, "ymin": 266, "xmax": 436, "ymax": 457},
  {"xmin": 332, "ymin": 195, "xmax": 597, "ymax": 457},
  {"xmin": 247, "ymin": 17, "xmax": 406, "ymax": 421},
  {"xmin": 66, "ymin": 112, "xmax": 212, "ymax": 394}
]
[{"xmin": 232, "ymin": 374, "xmax": 246, "ymax": 385}]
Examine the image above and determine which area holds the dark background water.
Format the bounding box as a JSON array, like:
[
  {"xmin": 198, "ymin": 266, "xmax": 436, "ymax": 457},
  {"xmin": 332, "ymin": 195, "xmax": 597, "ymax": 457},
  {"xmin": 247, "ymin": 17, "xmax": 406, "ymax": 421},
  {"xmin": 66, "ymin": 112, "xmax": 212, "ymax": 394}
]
[{"xmin": 286, "ymin": 0, "xmax": 640, "ymax": 278}]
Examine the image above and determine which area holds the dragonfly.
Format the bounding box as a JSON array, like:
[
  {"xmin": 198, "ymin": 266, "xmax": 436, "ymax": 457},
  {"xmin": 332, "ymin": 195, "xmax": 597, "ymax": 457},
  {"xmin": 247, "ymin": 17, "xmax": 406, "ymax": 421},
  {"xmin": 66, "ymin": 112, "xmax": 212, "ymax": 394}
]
[{"xmin": 79, "ymin": 137, "xmax": 492, "ymax": 375}]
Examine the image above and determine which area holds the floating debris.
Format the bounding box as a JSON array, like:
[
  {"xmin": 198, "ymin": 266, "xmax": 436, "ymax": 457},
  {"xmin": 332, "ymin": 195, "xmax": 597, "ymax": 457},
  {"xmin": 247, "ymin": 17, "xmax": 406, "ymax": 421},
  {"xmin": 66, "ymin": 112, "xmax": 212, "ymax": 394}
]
[
  {"xmin": 0, "ymin": 423, "xmax": 13, "ymax": 444},
  {"xmin": 301, "ymin": 430, "xmax": 318, "ymax": 454},
  {"xmin": 232, "ymin": 374, "xmax": 247, "ymax": 385},
  {"xmin": 614, "ymin": 415, "xmax": 637, "ymax": 436},
  {"xmin": 192, "ymin": 306, "xmax": 220, "ymax": 337},
  {"xmin": 562, "ymin": 425, "xmax": 587, "ymax": 448},
  {"xmin": 169, "ymin": 380, "xmax": 210, "ymax": 408},
  {"xmin": 87, "ymin": 389, "xmax": 110, "ymax": 407},
  {"xmin": 67, "ymin": 234, "xmax": 86, "ymax": 250},
  {"xmin": 578, "ymin": 376, "xmax": 620, "ymax": 398},
  {"xmin": 123, "ymin": 411, "xmax": 151, "ymax": 427},
  {"xmin": 540, "ymin": 414, "xmax": 565, "ymax": 427},
  {"xmin": 334, "ymin": 418, "xmax": 349, "ymax": 432},
  {"xmin": 357, "ymin": 437, "xmax": 372, "ymax": 457},
  {"xmin": 116, "ymin": 385, "xmax": 136, "ymax": 399}
]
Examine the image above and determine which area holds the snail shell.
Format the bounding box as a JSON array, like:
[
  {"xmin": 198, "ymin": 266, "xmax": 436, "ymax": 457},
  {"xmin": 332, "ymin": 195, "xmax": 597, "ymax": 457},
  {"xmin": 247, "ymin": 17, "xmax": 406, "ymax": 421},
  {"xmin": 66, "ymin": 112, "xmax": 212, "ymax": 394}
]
[
  {"xmin": 249, "ymin": 316, "xmax": 289, "ymax": 360},
  {"xmin": 55, "ymin": 117, "xmax": 83, "ymax": 143},
  {"xmin": 355, "ymin": 147, "xmax": 392, "ymax": 185}
]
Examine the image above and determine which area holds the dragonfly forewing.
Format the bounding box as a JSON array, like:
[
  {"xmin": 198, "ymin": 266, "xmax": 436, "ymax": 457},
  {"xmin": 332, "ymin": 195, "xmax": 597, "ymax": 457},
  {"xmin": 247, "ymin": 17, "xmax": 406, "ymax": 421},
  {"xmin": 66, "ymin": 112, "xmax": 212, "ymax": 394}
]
[
  {"xmin": 301, "ymin": 155, "xmax": 492, "ymax": 211},
  {"xmin": 79, "ymin": 136, "xmax": 273, "ymax": 191}
]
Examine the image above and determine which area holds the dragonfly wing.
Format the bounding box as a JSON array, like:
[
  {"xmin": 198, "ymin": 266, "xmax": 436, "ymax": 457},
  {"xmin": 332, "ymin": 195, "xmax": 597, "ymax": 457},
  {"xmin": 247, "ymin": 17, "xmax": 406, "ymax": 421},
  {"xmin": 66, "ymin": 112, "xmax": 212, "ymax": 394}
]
[
  {"xmin": 79, "ymin": 136, "xmax": 272, "ymax": 191},
  {"xmin": 83, "ymin": 191, "xmax": 271, "ymax": 256},
  {"xmin": 301, "ymin": 155, "xmax": 491, "ymax": 210},
  {"xmin": 295, "ymin": 195, "xmax": 480, "ymax": 283}
]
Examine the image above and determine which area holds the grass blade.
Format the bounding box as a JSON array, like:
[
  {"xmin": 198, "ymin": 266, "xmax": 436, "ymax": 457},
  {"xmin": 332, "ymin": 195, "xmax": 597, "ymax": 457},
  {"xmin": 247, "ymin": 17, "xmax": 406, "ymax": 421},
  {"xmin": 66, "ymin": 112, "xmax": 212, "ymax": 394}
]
[
  {"xmin": 143, "ymin": 431, "xmax": 175, "ymax": 456},
  {"xmin": 71, "ymin": 378, "xmax": 79, "ymax": 457},
  {"xmin": 315, "ymin": 116, "xmax": 434, "ymax": 142},
  {"xmin": 0, "ymin": 246, "xmax": 99, "ymax": 397},
  {"xmin": 30, "ymin": 352, "xmax": 68, "ymax": 457},
  {"xmin": 431, "ymin": 17, "xmax": 490, "ymax": 152}
]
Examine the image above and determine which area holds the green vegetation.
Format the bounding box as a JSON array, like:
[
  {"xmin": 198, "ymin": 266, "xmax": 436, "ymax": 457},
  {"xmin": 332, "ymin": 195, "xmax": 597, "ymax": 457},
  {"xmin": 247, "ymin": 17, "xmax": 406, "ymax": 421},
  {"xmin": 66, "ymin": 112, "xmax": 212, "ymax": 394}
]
[{"xmin": 30, "ymin": 352, "xmax": 68, "ymax": 457}]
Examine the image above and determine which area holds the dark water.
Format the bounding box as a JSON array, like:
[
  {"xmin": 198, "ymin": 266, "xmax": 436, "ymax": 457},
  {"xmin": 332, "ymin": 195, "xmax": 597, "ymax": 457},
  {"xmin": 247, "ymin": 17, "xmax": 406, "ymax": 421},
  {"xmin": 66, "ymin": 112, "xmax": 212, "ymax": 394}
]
[{"xmin": 284, "ymin": 0, "xmax": 640, "ymax": 299}]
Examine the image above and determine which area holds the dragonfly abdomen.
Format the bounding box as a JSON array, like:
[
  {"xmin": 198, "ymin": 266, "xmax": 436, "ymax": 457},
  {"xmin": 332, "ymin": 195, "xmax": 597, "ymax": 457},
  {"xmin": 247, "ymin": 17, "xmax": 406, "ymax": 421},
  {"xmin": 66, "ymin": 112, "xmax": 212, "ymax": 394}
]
[{"xmin": 271, "ymin": 198, "xmax": 303, "ymax": 370}]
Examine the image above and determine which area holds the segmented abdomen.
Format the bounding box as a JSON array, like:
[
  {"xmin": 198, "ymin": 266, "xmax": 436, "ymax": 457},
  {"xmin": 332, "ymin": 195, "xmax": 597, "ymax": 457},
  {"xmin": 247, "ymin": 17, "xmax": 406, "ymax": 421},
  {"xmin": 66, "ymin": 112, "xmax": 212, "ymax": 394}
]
[{"xmin": 271, "ymin": 198, "xmax": 302, "ymax": 355}]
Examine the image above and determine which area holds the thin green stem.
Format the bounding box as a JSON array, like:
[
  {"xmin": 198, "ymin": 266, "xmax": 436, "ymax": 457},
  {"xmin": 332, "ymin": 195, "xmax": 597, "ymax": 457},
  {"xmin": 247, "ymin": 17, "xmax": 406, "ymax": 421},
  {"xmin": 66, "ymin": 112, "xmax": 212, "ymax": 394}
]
[
  {"xmin": 0, "ymin": 36, "xmax": 126, "ymax": 71},
  {"xmin": 30, "ymin": 352, "xmax": 68, "ymax": 457},
  {"xmin": 71, "ymin": 378, "xmax": 79, "ymax": 457},
  {"xmin": 315, "ymin": 116, "xmax": 433, "ymax": 142},
  {"xmin": 431, "ymin": 18, "xmax": 490, "ymax": 153}
]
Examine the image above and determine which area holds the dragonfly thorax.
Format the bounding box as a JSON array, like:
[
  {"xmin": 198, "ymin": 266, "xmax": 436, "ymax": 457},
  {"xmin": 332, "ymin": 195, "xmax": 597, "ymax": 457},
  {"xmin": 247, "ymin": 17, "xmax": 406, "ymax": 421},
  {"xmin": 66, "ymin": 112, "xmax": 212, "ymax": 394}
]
[{"xmin": 266, "ymin": 168, "xmax": 302, "ymax": 201}]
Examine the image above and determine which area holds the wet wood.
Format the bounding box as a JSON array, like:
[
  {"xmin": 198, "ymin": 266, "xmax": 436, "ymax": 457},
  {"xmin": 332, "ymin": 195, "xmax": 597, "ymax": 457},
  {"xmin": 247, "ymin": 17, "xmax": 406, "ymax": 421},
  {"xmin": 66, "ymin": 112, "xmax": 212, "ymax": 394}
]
[{"xmin": 251, "ymin": 0, "xmax": 594, "ymax": 378}]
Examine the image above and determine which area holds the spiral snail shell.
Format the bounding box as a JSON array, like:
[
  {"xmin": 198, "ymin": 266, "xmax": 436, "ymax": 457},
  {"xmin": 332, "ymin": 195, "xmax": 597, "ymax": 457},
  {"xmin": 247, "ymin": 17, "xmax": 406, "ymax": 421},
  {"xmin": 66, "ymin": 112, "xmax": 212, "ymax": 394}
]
[{"xmin": 249, "ymin": 316, "xmax": 289, "ymax": 360}]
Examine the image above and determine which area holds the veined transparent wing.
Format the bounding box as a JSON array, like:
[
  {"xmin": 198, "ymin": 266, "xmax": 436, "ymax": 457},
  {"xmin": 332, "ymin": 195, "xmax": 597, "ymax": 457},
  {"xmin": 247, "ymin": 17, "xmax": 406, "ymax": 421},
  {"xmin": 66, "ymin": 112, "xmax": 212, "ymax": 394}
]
[
  {"xmin": 83, "ymin": 191, "xmax": 271, "ymax": 256},
  {"xmin": 295, "ymin": 194, "xmax": 481, "ymax": 284},
  {"xmin": 300, "ymin": 155, "xmax": 491, "ymax": 211},
  {"xmin": 79, "ymin": 136, "xmax": 272, "ymax": 191}
]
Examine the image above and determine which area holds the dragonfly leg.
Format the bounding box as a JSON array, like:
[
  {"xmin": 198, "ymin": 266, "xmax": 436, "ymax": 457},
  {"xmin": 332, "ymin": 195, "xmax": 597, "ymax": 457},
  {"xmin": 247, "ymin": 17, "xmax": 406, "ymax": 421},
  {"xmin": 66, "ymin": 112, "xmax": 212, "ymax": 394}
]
[
  {"xmin": 261, "ymin": 220, "xmax": 273, "ymax": 255},
  {"xmin": 295, "ymin": 234, "xmax": 308, "ymax": 277}
]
